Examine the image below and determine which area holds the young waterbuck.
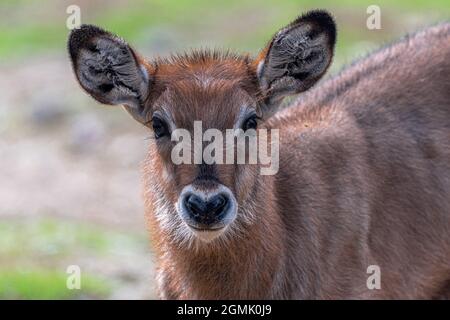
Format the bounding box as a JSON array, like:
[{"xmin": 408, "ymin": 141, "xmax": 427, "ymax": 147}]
[{"xmin": 68, "ymin": 10, "xmax": 450, "ymax": 299}]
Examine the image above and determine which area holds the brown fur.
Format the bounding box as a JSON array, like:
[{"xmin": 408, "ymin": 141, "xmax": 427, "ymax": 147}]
[
  {"xmin": 68, "ymin": 14, "xmax": 450, "ymax": 299},
  {"xmin": 145, "ymin": 23, "xmax": 450, "ymax": 299}
]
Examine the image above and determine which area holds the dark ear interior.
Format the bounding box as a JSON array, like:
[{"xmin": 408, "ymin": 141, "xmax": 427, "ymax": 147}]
[
  {"xmin": 257, "ymin": 10, "xmax": 337, "ymax": 103},
  {"xmin": 68, "ymin": 25, "xmax": 150, "ymax": 119}
]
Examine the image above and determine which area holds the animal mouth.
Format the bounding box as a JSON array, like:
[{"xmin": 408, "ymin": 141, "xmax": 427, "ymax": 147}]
[
  {"xmin": 185, "ymin": 222, "xmax": 228, "ymax": 242},
  {"xmin": 188, "ymin": 224, "xmax": 225, "ymax": 232}
]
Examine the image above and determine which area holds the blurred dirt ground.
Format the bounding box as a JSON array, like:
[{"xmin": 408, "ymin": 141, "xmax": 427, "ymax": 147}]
[{"xmin": 0, "ymin": 55, "xmax": 157, "ymax": 299}]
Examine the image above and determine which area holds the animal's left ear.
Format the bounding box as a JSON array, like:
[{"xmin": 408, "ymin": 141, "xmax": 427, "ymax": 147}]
[
  {"xmin": 255, "ymin": 10, "xmax": 336, "ymax": 104},
  {"xmin": 68, "ymin": 25, "xmax": 152, "ymax": 124}
]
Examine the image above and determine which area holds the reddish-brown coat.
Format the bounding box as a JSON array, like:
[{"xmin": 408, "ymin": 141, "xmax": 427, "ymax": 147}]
[{"xmin": 144, "ymin": 23, "xmax": 450, "ymax": 299}]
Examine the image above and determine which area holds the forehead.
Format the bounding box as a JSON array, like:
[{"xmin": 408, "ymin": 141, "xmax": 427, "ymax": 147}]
[{"xmin": 151, "ymin": 51, "xmax": 259, "ymax": 129}]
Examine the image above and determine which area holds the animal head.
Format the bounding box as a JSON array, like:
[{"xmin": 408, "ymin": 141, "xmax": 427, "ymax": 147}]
[{"xmin": 68, "ymin": 10, "xmax": 336, "ymax": 244}]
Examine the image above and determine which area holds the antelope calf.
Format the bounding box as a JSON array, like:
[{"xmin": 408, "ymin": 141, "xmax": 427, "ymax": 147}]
[{"xmin": 68, "ymin": 10, "xmax": 450, "ymax": 299}]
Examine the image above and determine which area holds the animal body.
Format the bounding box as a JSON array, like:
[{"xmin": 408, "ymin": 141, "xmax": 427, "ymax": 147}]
[{"xmin": 68, "ymin": 10, "xmax": 450, "ymax": 299}]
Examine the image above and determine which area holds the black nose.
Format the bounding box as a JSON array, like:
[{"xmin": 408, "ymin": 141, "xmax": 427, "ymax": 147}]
[{"xmin": 184, "ymin": 193, "xmax": 229, "ymax": 226}]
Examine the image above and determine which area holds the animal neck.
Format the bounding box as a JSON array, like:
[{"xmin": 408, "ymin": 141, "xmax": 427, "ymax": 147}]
[{"xmin": 153, "ymin": 176, "xmax": 286, "ymax": 299}]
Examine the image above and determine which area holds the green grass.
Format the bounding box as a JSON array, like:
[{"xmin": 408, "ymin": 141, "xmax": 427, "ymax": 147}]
[
  {"xmin": 0, "ymin": 0, "xmax": 448, "ymax": 60},
  {"xmin": 0, "ymin": 217, "xmax": 147, "ymax": 299},
  {"xmin": 0, "ymin": 269, "xmax": 110, "ymax": 299},
  {"xmin": 0, "ymin": 218, "xmax": 143, "ymax": 258}
]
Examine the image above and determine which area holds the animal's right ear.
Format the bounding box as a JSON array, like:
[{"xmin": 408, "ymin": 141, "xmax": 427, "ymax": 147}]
[
  {"xmin": 255, "ymin": 10, "xmax": 336, "ymax": 105},
  {"xmin": 68, "ymin": 25, "xmax": 153, "ymax": 124}
]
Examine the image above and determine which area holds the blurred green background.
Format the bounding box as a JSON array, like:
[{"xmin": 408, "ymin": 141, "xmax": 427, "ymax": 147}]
[{"xmin": 0, "ymin": 0, "xmax": 448, "ymax": 299}]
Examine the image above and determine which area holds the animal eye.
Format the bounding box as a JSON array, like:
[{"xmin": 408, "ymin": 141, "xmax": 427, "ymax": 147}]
[
  {"xmin": 242, "ymin": 115, "xmax": 258, "ymax": 131},
  {"xmin": 152, "ymin": 116, "xmax": 169, "ymax": 139}
]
